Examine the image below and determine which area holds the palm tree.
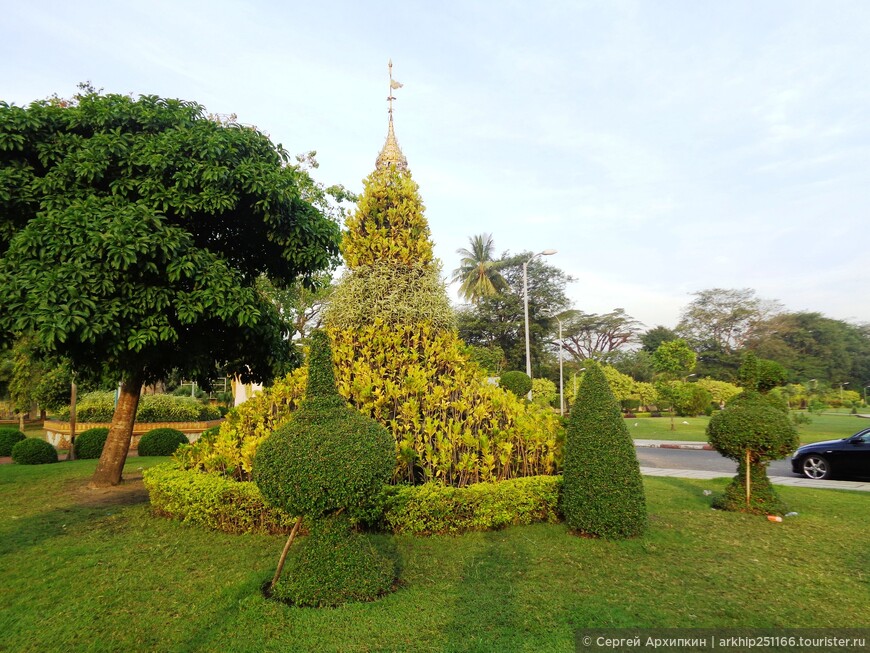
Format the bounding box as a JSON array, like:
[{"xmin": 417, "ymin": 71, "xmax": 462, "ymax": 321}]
[{"xmin": 451, "ymin": 233, "xmax": 508, "ymax": 304}]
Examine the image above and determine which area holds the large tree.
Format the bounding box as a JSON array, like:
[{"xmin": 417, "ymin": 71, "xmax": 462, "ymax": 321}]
[
  {"xmin": 558, "ymin": 308, "xmax": 643, "ymax": 362},
  {"xmin": 0, "ymin": 91, "xmax": 340, "ymax": 487},
  {"xmin": 456, "ymin": 251, "xmax": 573, "ymax": 374},
  {"xmin": 451, "ymin": 233, "xmax": 508, "ymax": 304},
  {"xmin": 677, "ymin": 288, "xmax": 781, "ymax": 354}
]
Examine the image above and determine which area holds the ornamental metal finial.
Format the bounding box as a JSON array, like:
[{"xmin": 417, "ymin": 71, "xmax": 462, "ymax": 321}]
[{"xmin": 376, "ymin": 59, "xmax": 408, "ymax": 171}]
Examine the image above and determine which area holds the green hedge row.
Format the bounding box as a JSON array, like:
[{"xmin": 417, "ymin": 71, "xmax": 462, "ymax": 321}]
[
  {"xmin": 143, "ymin": 463, "xmax": 296, "ymax": 535},
  {"xmin": 144, "ymin": 463, "xmax": 563, "ymax": 536},
  {"xmin": 56, "ymin": 392, "xmax": 221, "ymax": 423}
]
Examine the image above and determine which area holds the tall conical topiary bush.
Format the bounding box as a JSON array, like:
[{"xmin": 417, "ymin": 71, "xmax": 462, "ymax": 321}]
[
  {"xmin": 254, "ymin": 330, "xmax": 395, "ymax": 607},
  {"xmin": 562, "ymin": 362, "xmax": 647, "ymax": 539}
]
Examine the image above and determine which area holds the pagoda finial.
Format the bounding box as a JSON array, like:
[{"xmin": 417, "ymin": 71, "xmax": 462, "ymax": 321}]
[{"xmin": 376, "ymin": 59, "xmax": 409, "ymax": 171}]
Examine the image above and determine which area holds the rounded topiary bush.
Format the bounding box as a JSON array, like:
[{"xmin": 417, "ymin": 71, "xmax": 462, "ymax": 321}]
[
  {"xmin": 562, "ymin": 362, "xmax": 647, "ymax": 539},
  {"xmin": 255, "ymin": 330, "xmax": 395, "ymax": 606},
  {"xmin": 12, "ymin": 438, "xmax": 58, "ymax": 465},
  {"xmin": 707, "ymin": 391, "xmax": 798, "ymax": 515},
  {"xmin": 0, "ymin": 428, "xmax": 26, "ymax": 456},
  {"xmin": 499, "ymin": 370, "xmax": 532, "ymax": 398},
  {"xmin": 74, "ymin": 427, "xmax": 109, "ymax": 459},
  {"xmin": 138, "ymin": 428, "xmax": 188, "ymax": 457}
]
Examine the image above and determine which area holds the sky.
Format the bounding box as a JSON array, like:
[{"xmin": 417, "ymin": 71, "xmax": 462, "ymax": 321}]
[{"xmin": 3, "ymin": 0, "xmax": 869, "ymax": 330}]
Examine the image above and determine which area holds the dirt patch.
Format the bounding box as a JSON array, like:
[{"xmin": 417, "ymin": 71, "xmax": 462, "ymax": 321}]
[{"xmin": 63, "ymin": 470, "xmax": 150, "ymax": 509}]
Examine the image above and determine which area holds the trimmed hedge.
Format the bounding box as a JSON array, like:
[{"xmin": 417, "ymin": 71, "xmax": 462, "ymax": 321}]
[
  {"xmin": 0, "ymin": 428, "xmax": 26, "ymax": 456},
  {"xmin": 12, "ymin": 438, "xmax": 58, "ymax": 465},
  {"xmin": 74, "ymin": 427, "xmax": 109, "ymax": 459},
  {"xmin": 56, "ymin": 391, "xmax": 220, "ymax": 423},
  {"xmin": 380, "ymin": 475, "xmax": 562, "ymax": 535},
  {"xmin": 138, "ymin": 428, "xmax": 188, "ymax": 457},
  {"xmin": 145, "ymin": 463, "xmax": 563, "ymax": 536},
  {"xmin": 143, "ymin": 463, "xmax": 296, "ymax": 534}
]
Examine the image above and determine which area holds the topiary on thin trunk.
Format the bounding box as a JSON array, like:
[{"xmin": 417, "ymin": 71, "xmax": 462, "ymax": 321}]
[
  {"xmin": 562, "ymin": 362, "xmax": 647, "ymax": 539},
  {"xmin": 499, "ymin": 371, "xmax": 532, "ymax": 398},
  {"xmin": 706, "ymin": 390, "xmax": 798, "ymax": 515},
  {"xmin": 254, "ymin": 330, "xmax": 395, "ymax": 607}
]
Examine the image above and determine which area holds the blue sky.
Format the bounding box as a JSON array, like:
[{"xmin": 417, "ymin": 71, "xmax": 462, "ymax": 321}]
[{"xmin": 3, "ymin": 0, "xmax": 869, "ymax": 329}]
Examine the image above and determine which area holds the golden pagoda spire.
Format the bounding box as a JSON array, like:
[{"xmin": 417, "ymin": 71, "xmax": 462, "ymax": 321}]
[{"xmin": 376, "ymin": 59, "xmax": 409, "ymax": 171}]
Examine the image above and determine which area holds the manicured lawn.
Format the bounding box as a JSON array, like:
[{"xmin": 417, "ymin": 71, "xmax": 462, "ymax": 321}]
[
  {"xmin": 627, "ymin": 412, "xmax": 870, "ymax": 444},
  {"xmin": 1, "ymin": 459, "xmax": 867, "ymax": 652}
]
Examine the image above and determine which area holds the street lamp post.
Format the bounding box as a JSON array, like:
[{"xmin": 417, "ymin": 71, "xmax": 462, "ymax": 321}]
[
  {"xmin": 840, "ymin": 381, "xmax": 849, "ymax": 402},
  {"xmin": 523, "ymin": 249, "xmax": 557, "ymax": 400},
  {"xmin": 559, "ymin": 319, "xmax": 564, "ymax": 416}
]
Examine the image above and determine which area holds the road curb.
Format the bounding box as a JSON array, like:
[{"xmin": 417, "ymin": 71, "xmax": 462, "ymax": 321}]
[{"xmin": 634, "ymin": 440, "xmax": 714, "ymax": 451}]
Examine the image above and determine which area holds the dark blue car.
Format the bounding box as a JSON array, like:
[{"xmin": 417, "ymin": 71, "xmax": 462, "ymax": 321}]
[{"xmin": 791, "ymin": 427, "xmax": 870, "ymax": 480}]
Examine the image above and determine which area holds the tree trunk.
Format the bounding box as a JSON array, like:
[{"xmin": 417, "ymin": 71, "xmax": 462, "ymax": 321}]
[{"xmin": 89, "ymin": 372, "xmax": 144, "ymax": 488}]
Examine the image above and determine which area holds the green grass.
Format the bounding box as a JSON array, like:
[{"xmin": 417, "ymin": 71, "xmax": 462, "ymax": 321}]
[
  {"xmin": 628, "ymin": 411, "xmax": 870, "ymax": 444},
  {"xmin": 1, "ymin": 459, "xmax": 867, "ymax": 652}
]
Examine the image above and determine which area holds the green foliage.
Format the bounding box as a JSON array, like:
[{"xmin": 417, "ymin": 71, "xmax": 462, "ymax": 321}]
[
  {"xmin": 11, "ymin": 437, "xmax": 58, "ymax": 464},
  {"xmin": 464, "ymin": 344, "xmax": 506, "ymax": 375},
  {"xmin": 706, "ymin": 392, "xmax": 798, "ymax": 514},
  {"xmin": 254, "ymin": 332, "xmax": 394, "ymax": 520},
  {"xmin": 270, "ymin": 514, "xmax": 395, "ymax": 608},
  {"xmin": 0, "ymin": 427, "xmax": 25, "ymax": 456},
  {"xmin": 695, "ymin": 378, "xmax": 742, "ymax": 405},
  {"xmin": 74, "ymin": 427, "xmax": 109, "ymax": 459},
  {"xmin": 56, "ymin": 391, "xmax": 220, "ymax": 422},
  {"xmin": 0, "ymin": 91, "xmax": 340, "ymax": 403},
  {"xmin": 499, "ymin": 371, "xmax": 532, "ymax": 398},
  {"xmin": 341, "ymin": 166, "xmax": 433, "ymax": 268},
  {"xmin": 137, "ymin": 428, "xmax": 188, "ymax": 457},
  {"xmin": 651, "ymin": 339, "xmax": 697, "ymax": 378},
  {"xmin": 658, "ymin": 382, "xmax": 713, "ymax": 417},
  {"xmin": 451, "ymin": 233, "xmax": 508, "ymax": 304},
  {"xmin": 532, "ymin": 377, "xmax": 557, "ymax": 407},
  {"xmin": 641, "ymin": 325, "xmax": 679, "ymax": 353},
  {"xmin": 143, "ymin": 462, "xmax": 295, "ymax": 534},
  {"xmin": 381, "ymin": 475, "xmax": 562, "ymax": 535},
  {"xmin": 326, "ymin": 261, "xmax": 455, "ymax": 332},
  {"xmin": 562, "ymin": 363, "xmax": 646, "ymax": 539}
]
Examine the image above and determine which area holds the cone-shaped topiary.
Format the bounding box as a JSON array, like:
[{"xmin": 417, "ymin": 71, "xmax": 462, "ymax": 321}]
[
  {"xmin": 254, "ymin": 330, "xmax": 395, "ymax": 606},
  {"xmin": 0, "ymin": 428, "xmax": 26, "ymax": 456},
  {"xmin": 562, "ymin": 362, "xmax": 647, "ymax": 538},
  {"xmin": 707, "ymin": 391, "xmax": 798, "ymax": 514}
]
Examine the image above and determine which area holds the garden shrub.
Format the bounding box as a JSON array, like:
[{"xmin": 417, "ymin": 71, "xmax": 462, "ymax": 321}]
[
  {"xmin": 138, "ymin": 428, "xmax": 188, "ymax": 456},
  {"xmin": 381, "ymin": 475, "xmax": 562, "ymax": 535},
  {"xmin": 0, "ymin": 428, "xmax": 26, "ymax": 456},
  {"xmin": 143, "ymin": 462, "xmax": 295, "ymax": 534},
  {"xmin": 255, "ymin": 330, "xmax": 395, "ymax": 606},
  {"xmin": 74, "ymin": 427, "xmax": 109, "ymax": 459},
  {"xmin": 11, "ymin": 438, "xmax": 58, "ymax": 465},
  {"xmin": 499, "ymin": 371, "xmax": 532, "ymax": 398},
  {"xmin": 707, "ymin": 391, "xmax": 798, "ymax": 515},
  {"xmin": 532, "ymin": 377, "xmax": 557, "ymax": 407},
  {"xmin": 562, "ymin": 362, "xmax": 646, "ymax": 539},
  {"xmin": 56, "ymin": 391, "xmax": 221, "ymax": 423}
]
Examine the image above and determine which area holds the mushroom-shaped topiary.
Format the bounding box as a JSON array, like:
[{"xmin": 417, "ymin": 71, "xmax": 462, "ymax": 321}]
[
  {"xmin": 254, "ymin": 330, "xmax": 395, "ymax": 606},
  {"xmin": 707, "ymin": 391, "xmax": 798, "ymax": 514}
]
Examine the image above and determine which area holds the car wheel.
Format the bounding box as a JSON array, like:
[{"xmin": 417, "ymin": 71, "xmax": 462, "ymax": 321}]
[{"xmin": 801, "ymin": 455, "xmax": 831, "ymax": 480}]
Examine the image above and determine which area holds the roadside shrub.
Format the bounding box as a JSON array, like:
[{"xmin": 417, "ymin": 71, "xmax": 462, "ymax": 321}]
[
  {"xmin": 381, "ymin": 475, "xmax": 562, "ymax": 535},
  {"xmin": 255, "ymin": 330, "xmax": 395, "ymax": 606},
  {"xmin": 707, "ymin": 392, "xmax": 798, "ymax": 515},
  {"xmin": 74, "ymin": 427, "xmax": 109, "ymax": 459},
  {"xmin": 562, "ymin": 362, "xmax": 646, "ymax": 539},
  {"xmin": 11, "ymin": 438, "xmax": 58, "ymax": 465},
  {"xmin": 499, "ymin": 371, "xmax": 532, "ymax": 398},
  {"xmin": 0, "ymin": 428, "xmax": 26, "ymax": 456},
  {"xmin": 532, "ymin": 377, "xmax": 557, "ymax": 407},
  {"xmin": 138, "ymin": 428, "xmax": 188, "ymax": 457},
  {"xmin": 143, "ymin": 463, "xmax": 295, "ymax": 534}
]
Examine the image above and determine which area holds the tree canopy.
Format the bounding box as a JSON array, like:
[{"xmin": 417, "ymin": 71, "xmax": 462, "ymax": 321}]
[{"xmin": 0, "ymin": 91, "xmax": 340, "ymax": 485}]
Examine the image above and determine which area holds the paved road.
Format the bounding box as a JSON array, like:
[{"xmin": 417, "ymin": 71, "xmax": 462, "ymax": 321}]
[{"xmin": 636, "ymin": 447, "xmax": 794, "ymax": 477}]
